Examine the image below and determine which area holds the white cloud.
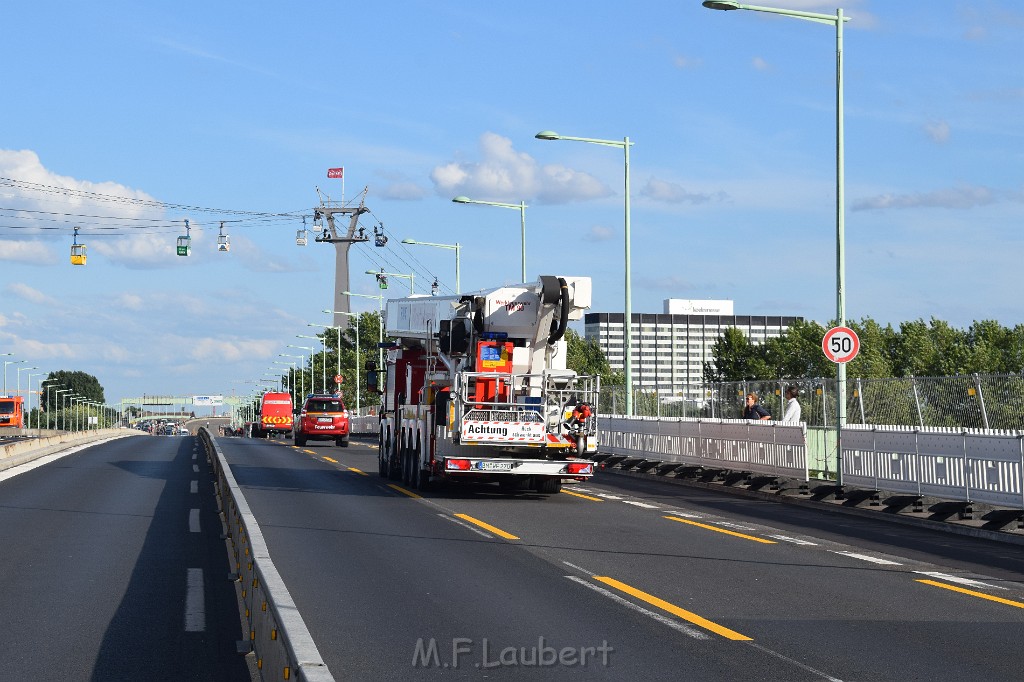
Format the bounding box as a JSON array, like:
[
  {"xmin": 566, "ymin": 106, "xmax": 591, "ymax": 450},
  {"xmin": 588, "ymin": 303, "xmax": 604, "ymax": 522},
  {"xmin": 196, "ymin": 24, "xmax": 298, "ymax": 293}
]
[
  {"xmin": 190, "ymin": 338, "xmax": 279, "ymax": 363},
  {"xmin": 589, "ymin": 226, "xmax": 615, "ymax": 242},
  {"xmin": 963, "ymin": 26, "xmax": 987, "ymax": 41},
  {"xmin": 674, "ymin": 55, "xmax": 702, "ymax": 70},
  {"xmin": 924, "ymin": 120, "xmax": 951, "ymax": 144},
  {"xmin": 5, "ymin": 282, "xmax": 56, "ymax": 305},
  {"xmin": 641, "ymin": 178, "xmax": 725, "ymax": 205},
  {"xmin": 116, "ymin": 293, "xmax": 146, "ymax": 311},
  {"xmin": 0, "ymin": 239, "xmax": 56, "ymax": 265},
  {"xmin": 431, "ymin": 132, "xmax": 611, "ymax": 205},
  {"xmin": 752, "ymin": 56, "xmax": 770, "ymax": 71},
  {"xmin": 852, "ymin": 184, "xmax": 1015, "ymax": 211}
]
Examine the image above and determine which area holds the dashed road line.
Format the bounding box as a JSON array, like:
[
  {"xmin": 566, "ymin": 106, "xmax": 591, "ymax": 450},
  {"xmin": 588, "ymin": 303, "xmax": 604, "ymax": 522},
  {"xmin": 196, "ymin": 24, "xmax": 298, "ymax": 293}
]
[
  {"xmin": 439, "ymin": 513, "xmax": 493, "ymax": 539},
  {"xmin": 184, "ymin": 568, "xmax": 205, "ymax": 632},
  {"xmin": 454, "ymin": 513, "xmax": 520, "ymax": 540},
  {"xmin": 665, "ymin": 516, "xmax": 776, "ymax": 544},
  {"xmin": 189, "ymin": 508, "xmax": 201, "ymax": 533},
  {"xmin": 913, "ymin": 571, "xmax": 1006, "ymax": 590},
  {"xmin": 829, "ymin": 551, "xmax": 902, "ymax": 566},
  {"xmin": 347, "ymin": 467, "xmax": 368, "ymax": 476},
  {"xmin": 566, "ymin": 576, "xmax": 710, "ymax": 640},
  {"xmin": 592, "ymin": 576, "xmax": 751, "ymax": 641},
  {"xmin": 622, "ymin": 500, "xmax": 660, "ymax": 509},
  {"xmin": 190, "ymin": 480, "xmax": 198, "ymax": 494},
  {"xmin": 916, "ymin": 579, "xmax": 1024, "ymax": 609},
  {"xmin": 767, "ymin": 535, "xmax": 818, "ymax": 546},
  {"xmin": 323, "ymin": 456, "xmax": 338, "ymax": 463},
  {"xmin": 561, "ymin": 490, "xmax": 603, "ymax": 501}
]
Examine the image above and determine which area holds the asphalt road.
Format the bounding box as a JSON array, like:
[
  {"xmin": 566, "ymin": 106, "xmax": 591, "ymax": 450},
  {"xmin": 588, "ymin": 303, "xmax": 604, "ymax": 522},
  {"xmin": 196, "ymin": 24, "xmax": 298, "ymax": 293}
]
[
  {"xmin": 220, "ymin": 434, "xmax": 1024, "ymax": 681},
  {"xmin": 0, "ymin": 434, "xmax": 251, "ymax": 681}
]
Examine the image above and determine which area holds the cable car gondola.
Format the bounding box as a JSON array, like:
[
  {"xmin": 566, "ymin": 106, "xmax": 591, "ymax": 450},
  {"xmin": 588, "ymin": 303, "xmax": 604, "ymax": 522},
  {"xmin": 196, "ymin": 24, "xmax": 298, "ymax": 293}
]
[
  {"xmin": 70, "ymin": 226, "xmax": 87, "ymax": 266},
  {"xmin": 177, "ymin": 219, "xmax": 191, "ymax": 257},
  {"xmin": 217, "ymin": 221, "xmax": 230, "ymax": 252},
  {"xmin": 296, "ymin": 216, "xmax": 308, "ymax": 246}
]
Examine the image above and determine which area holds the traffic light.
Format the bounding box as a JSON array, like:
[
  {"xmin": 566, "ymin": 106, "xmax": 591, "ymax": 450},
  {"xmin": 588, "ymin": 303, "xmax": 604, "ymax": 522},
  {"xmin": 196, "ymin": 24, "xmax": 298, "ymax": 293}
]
[{"xmin": 376, "ymin": 272, "xmax": 388, "ymax": 289}]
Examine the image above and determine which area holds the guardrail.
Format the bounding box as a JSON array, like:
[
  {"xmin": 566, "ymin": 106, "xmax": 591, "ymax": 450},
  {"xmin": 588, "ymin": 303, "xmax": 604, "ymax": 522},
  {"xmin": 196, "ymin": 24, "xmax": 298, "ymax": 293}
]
[
  {"xmin": 349, "ymin": 414, "xmax": 378, "ymax": 436},
  {"xmin": 843, "ymin": 425, "xmax": 1024, "ymax": 509},
  {"xmin": 600, "ymin": 416, "xmax": 809, "ymax": 481},
  {"xmin": 199, "ymin": 428, "xmax": 335, "ymax": 682}
]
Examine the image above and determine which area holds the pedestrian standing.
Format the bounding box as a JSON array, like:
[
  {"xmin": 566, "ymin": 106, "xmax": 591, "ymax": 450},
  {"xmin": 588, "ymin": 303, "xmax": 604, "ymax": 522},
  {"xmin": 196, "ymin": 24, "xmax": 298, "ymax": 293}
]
[
  {"xmin": 742, "ymin": 392, "xmax": 772, "ymax": 420},
  {"xmin": 783, "ymin": 386, "xmax": 802, "ymax": 423}
]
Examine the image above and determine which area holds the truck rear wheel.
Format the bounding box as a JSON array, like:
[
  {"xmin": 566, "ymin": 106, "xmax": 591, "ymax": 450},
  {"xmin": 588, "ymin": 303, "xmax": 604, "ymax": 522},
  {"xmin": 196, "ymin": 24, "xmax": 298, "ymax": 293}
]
[
  {"xmin": 378, "ymin": 429, "xmax": 388, "ymax": 477},
  {"xmin": 295, "ymin": 433, "xmax": 306, "ymax": 447},
  {"xmin": 535, "ymin": 478, "xmax": 562, "ymax": 495},
  {"xmin": 336, "ymin": 436, "xmax": 349, "ymax": 447}
]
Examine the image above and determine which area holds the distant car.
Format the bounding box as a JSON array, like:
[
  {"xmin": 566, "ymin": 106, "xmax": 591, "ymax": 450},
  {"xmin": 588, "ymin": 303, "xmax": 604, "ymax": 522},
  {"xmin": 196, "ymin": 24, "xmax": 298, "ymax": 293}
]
[{"xmin": 293, "ymin": 394, "xmax": 350, "ymax": 447}]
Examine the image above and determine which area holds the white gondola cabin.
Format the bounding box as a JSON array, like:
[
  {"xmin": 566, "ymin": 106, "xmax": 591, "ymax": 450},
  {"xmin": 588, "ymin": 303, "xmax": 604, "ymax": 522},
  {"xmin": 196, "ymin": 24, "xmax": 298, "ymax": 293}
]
[{"xmin": 217, "ymin": 221, "xmax": 230, "ymax": 252}]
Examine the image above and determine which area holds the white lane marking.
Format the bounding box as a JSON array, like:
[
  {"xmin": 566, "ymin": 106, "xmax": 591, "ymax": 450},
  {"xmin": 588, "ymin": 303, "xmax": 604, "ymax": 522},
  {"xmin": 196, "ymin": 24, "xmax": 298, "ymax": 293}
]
[
  {"xmin": 189, "ymin": 509, "xmax": 201, "ymax": 533},
  {"xmin": 663, "ymin": 510, "xmax": 703, "ymax": 519},
  {"xmin": 573, "ymin": 487, "xmax": 594, "ymax": 493},
  {"xmin": 830, "ymin": 551, "xmax": 902, "ymax": 566},
  {"xmin": 717, "ymin": 522, "xmax": 758, "ymax": 531},
  {"xmin": 767, "ymin": 535, "xmax": 819, "ymax": 546},
  {"xmin": 622, "ymin": 501, "xmax": 660, "ymax": 509},
  {"xmin": 184, "ymin": 568, "xmax": 205, "ymax": 632},
  {"xmin": 595, "ymin": 493, "xmax": 622, "ymax": 500},
  {"xmin": 914, "ymin": 571, "xmax": 1007, "ymax": 590},
  {"xmin": 437, "ymin": 513, "xmax": 492, "ymax": 539},
  {"xmin": 190, "ymin": 480, "xmax": 198, "ymax": 494},
  {"xmin": 562, "ymin": 561, "xmax": 596, "ymax": 575},
  {"xmin": 192, "ymin": 464, "xmax": 199, "ymax": 473},
  {"xmin": 565, "ymin": 576, "xmax": 710, "ymax": 640},
  {"xmin": 192, "ymin": 453, "xmax": 197, "ymax": 461},
  {"xmin": 744, "ymin": 641, "xmax": 844, "ymax": 682}
]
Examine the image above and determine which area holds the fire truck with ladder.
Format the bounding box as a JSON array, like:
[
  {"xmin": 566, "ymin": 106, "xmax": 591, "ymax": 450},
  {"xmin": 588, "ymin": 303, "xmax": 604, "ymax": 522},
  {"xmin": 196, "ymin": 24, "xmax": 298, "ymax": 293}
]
[{"xmin": 374, "ymin": 275, "xmax": 599, "ymax": 494}]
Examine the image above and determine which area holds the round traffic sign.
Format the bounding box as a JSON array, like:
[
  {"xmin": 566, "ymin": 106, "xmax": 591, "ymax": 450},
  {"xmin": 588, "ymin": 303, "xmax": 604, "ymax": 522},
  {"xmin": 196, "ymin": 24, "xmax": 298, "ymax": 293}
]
[
  {"xmin": 334, "ymin": 374, "xmax": 344, "ymax": 385},
  {"xmin": 822, "ymin": 326, "xmax": 860, "ymax": 364}
]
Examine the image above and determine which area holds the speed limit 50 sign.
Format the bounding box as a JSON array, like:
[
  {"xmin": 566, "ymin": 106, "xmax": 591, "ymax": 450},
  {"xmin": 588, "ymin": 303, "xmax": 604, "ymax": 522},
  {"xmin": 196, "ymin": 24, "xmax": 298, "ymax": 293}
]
[{"xmin": 822, "ymin": 326, "xmax": 860, "ymax": 364}]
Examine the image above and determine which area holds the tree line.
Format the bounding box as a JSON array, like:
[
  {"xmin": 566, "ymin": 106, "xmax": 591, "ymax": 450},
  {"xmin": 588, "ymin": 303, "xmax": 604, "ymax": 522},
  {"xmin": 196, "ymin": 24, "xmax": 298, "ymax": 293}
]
[{"xmin": 703, "ymin": 318, "xmax": 1024, "ymax": 383}]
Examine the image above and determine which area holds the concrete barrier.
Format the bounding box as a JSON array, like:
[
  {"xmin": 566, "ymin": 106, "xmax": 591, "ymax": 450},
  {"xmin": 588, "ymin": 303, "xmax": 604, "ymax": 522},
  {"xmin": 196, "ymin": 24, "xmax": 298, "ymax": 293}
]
[
  {"xmin": 1, "ymin": 428, "xmax": 145, "ymax": 472},
  {"xmin": 199, "ymin": 428, "xmax": 335, "ymax": 682}
]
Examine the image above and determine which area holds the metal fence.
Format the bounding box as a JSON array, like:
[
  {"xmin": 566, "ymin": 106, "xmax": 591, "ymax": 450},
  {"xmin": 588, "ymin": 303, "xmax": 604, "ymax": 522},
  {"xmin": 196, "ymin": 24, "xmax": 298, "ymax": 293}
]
[{"xmin": 601, "ymin": 373, "xmax": 1024, "ymax": 430}]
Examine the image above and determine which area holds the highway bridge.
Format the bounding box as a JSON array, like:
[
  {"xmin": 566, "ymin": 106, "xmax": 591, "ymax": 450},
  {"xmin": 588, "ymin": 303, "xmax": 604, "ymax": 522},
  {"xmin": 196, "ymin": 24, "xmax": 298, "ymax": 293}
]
[{"xmin": 1, "ymin": 428, "xmax": 1022, "ymax": 681}]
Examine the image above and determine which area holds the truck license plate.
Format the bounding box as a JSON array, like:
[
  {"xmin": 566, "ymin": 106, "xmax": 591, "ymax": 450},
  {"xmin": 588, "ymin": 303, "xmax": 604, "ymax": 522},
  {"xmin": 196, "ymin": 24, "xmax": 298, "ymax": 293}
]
[{"xmin": 475, "ymin": 461, "xmax": 513, "ymax": 471}]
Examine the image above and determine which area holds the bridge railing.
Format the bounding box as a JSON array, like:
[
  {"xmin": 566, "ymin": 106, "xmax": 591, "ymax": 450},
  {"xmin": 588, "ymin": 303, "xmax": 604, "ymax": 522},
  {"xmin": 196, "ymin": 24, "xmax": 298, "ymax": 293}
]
[{"xmin": 599, "ymin": 416, "xmax": 809, "ymax": 482}]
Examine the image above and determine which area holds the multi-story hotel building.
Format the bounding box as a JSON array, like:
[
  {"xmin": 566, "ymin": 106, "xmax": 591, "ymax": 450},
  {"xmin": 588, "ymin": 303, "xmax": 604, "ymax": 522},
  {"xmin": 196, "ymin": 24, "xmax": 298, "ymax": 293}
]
[{"xmin": 583, "ymin": 299, "xmax": 800, "ymax": 400}]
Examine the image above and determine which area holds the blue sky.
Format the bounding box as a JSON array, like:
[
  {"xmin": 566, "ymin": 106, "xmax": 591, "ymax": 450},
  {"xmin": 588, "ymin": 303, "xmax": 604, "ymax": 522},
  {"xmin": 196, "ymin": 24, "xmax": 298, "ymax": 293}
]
[{"xmin": 1, "ymin": 0, "xmax": 1022, "ymax": 404}]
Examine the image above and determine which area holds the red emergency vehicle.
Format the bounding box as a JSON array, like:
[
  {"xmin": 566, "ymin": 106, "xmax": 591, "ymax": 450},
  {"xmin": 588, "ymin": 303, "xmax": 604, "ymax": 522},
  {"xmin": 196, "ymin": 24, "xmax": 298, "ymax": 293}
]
[{"xmin": 252, "ymin": 391, "xmax": 293, "ymax": 438}]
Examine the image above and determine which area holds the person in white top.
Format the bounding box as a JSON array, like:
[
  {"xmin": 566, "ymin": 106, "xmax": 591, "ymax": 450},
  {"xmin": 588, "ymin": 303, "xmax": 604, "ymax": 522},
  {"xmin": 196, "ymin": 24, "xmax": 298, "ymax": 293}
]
[{"xmin": 783, "ymin": 386, "xmax": 802, "ymax": 423}]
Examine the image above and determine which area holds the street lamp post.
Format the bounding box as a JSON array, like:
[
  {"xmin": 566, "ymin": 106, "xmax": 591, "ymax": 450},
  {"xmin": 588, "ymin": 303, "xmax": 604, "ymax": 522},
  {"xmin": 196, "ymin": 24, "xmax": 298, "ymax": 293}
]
[
  {"xmin": 452, "ymin": 196, "xmax": 527, "ymax": 282},
  {"xmin": 55, "ymin": 389, "xmax": 70, "ymax": 431},
  {"xmin": 297, "ymin": 335, "xmax": 327, "ymax": 393},
  {"xmin": 16, "ymin": 366, "xmax": 37, "ymax": 404},
  {"xmin": 321, "ymin": 311, "xmax": 361, "ymax": 415},
  {"xmin": 703, "ymin": 0, "xmax": 850, "ymax": 484},
  {"xmin": 279, "ymin": 354, "xmax": 306, "ymax": 401},
  {"xmin": 310, "ymin": 321, "xmax": 344, "ymax": 398},
  {"xmin": 536, "ymin": 130, "xmax": 634, "ymax": 416},
  {"xmin": 342, "ymin": 291, "xmax": 386, "ymax": 375},
  {"xmin": 3, "ymin": 358, "xmax": 26, "ymax": 394},
  {"xmin": 365, "ymin": 269, "xmax": 414, "ymax": 296},
  {"xmin": 287, "ymin": 345, "xmax": 317, "ymax": 397},
  {"xmin": 401, "ymin": 239, "xmax": 462, "ymax": 294},
  {"xmin": 28, "ymin": 372, "xmax": 44, "ymax": 431}
]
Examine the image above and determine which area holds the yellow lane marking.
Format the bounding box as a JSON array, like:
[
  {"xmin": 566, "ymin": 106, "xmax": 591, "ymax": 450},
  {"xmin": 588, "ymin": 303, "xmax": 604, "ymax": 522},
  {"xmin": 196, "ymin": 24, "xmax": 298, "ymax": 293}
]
[
  {"xmin": 916, "ymin": 580, "xmax": 1024, "ymax": 609},
  {"xmin": 387, "ymin": 484, "xmax": 422, "ymax": 499},
  {"xmin": 303, "ymin": 449, "xmax": 316, "ymax": 455},
  {"xmin": 348, "ymin": 467, "xmax": 368, "ymax": 476},
  {"xmin": 323, "ymin": 456, "xmax": 338, "ymax": 464},
  {"xmin": 454, "ymin": 514, "xmax": 520, "ymax": 540},
  {"xmin": 561, "ymin": 489, "xmax": 603, "ymax": 502},
  {"xmin": 593, "ymin": 576, "xmax": 752, "ymax": 641},
  {"xmin": 664, "ymin": 516, "xmax": 776, "ymax": 544}
]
